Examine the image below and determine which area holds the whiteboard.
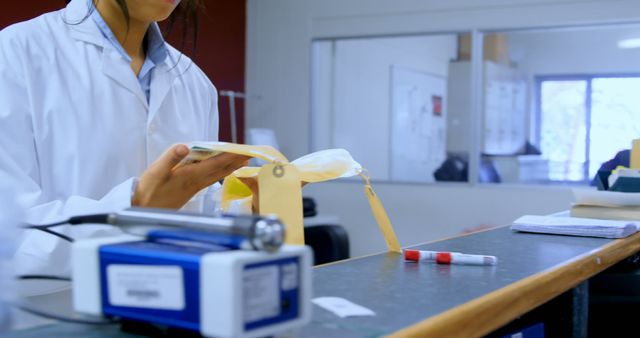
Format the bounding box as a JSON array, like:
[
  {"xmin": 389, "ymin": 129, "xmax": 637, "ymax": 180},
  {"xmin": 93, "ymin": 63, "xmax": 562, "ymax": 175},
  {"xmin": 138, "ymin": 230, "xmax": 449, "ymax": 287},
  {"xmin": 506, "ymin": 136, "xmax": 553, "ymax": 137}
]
[{"xmin": 390, "ymin": 66, "xmax": 447, "ymax": 182}]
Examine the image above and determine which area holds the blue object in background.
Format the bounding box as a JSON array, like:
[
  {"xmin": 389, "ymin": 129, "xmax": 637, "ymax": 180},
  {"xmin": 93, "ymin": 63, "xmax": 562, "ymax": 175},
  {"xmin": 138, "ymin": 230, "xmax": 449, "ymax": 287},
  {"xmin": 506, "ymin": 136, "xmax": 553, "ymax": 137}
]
[{"xmin": 591, "ymin": 149, "xmax": 630, "ymax": 186}]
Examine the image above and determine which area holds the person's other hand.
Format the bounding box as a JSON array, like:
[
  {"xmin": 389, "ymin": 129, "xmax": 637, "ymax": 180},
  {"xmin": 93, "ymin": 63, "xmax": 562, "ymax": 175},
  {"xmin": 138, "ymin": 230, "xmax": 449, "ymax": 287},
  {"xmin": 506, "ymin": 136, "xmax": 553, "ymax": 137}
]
[{"xmin": 132, "ymin": 144, "xmax": 249, "ymax": 209}]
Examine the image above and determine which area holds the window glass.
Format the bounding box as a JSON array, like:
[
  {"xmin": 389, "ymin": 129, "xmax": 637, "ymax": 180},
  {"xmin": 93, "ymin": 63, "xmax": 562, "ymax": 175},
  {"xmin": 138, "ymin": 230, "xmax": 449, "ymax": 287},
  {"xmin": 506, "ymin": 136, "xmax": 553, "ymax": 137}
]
[
  {"xmin": 311, "ymin": 34, "xmax": 474, "ymax": 183},
  {"xmin": 590, "ymin": 77, "xmax": 640, "ymax": 178},
  {"xmin": 540, "ymin": 80, "xmax": 587, "ymax": 181},
  {"xmin": 481, "ymin": 25, "xmax": 640, "ymax": 185},
  {"xmin": 311, "ymin": 25, "xmax": 640, "ymax": 186}
]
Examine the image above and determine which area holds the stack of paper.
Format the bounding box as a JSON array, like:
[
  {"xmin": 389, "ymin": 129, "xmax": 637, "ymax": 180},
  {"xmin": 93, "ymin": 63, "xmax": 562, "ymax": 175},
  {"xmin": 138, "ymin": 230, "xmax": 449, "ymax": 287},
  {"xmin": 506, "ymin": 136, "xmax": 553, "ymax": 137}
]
[
  {"xmin": 571, "ymin": 205, "xmax": 640, "ymax": 221},
  {"xmin": 573, "ymin": 188, "xmax": 640, "ymax": 207},
  {"xmin": 571, "ymin": 188, "xmax": 640, "ymax": 221},
  {"xmin": 511, "ymin": 215, "xmax": 638, "ymax": 239}
]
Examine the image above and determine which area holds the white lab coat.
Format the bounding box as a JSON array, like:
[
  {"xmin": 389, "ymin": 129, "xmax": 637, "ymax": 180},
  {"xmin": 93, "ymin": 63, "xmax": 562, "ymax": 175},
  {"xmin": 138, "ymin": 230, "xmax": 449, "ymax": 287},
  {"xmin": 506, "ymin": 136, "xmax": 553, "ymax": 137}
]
[{"xmin": 0, "ymin": 0, "xmax": 219, "ymax": 292}]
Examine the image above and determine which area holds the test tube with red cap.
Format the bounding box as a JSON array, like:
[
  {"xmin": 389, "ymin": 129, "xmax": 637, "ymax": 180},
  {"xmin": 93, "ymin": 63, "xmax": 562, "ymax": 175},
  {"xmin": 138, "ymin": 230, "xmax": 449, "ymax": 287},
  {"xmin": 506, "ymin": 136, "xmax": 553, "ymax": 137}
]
[{"xmin": 404, "ymin": 249, "xmax": 497, "ymax": 266}]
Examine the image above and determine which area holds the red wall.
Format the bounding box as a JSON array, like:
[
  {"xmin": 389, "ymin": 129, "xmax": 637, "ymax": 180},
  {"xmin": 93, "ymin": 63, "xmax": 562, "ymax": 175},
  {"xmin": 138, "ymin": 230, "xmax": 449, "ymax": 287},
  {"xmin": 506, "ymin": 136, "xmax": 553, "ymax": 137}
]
[{"xmin": 0, "ymin": 0, "xmax": 245, "ymax": 143}]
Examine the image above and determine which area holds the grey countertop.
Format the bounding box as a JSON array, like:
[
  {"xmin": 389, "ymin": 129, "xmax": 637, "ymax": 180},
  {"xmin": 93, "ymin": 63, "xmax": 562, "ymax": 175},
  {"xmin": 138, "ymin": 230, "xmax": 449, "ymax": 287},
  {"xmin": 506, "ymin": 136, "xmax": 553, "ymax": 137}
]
[
  {"xmin": 5, "ymin": 227, "xmax": 617, "ymax": 337},
  {"xmin": 302, "ymin": 226, "xmax": 612, "ymax": 337}
]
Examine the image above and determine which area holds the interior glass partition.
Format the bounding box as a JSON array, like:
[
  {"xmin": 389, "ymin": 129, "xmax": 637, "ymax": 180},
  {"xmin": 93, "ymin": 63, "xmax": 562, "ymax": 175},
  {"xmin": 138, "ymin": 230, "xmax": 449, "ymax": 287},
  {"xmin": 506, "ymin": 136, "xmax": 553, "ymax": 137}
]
[
  {"xmin": 478, "ymin": 25, "xmax": 640, "ymax": 185},
  {"xmin": 310, "ymin": 24, "xmax": 640, "ymax": 186},
  {"xmin": 311, "ymin": 33, "xmax": 476, "ymax": 183}
]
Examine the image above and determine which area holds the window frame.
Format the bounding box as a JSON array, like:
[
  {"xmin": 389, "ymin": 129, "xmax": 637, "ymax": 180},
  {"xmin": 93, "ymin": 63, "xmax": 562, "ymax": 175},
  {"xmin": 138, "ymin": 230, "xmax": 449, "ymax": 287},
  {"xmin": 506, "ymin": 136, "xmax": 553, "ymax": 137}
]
[{"xmin": 535, "ymin": 73, "xmax": 640, "ymax": 183}]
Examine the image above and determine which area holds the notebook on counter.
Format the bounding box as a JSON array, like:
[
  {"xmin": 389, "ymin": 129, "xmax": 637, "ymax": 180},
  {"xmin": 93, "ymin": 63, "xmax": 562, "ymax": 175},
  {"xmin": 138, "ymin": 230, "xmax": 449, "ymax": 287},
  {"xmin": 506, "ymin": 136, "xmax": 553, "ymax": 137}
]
[
  {"xmin": 572, "ymin": 188, "xmax": 640, "ymax": 208},
  {"xmin": 570, "ymin": 188, "xmax": 640, "ymax": 222},
  {"xmin": 511, "ymin": 215, "xmax": 638, "ymax": 239},
  {"xmin": 570, "ymin": 204, "xmax": 640, "ymax": 221}
]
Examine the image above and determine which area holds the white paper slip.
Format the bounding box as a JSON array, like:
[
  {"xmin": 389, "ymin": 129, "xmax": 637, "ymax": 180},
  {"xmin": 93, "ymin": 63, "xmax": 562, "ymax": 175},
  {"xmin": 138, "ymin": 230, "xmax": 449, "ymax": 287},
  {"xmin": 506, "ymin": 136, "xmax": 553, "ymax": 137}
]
[
  {"xmin": 511, "ymin": 215, "xmax": 638, "ymax": 239},
  {"xmin": 107, "ymin": 265, "xmax": 185, "ymax": 310},
  {"xmin": 312, "ymin": 297, "xmax": 376, "ymax": 318}
]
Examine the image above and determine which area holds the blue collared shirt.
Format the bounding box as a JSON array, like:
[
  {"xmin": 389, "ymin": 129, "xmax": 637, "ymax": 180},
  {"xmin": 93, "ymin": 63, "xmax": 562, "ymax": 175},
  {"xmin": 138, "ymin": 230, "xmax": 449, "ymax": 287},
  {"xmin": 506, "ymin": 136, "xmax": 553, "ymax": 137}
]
[{"xmin": 89, "ymin": 1, "xmax": 168, "ymax": 103}]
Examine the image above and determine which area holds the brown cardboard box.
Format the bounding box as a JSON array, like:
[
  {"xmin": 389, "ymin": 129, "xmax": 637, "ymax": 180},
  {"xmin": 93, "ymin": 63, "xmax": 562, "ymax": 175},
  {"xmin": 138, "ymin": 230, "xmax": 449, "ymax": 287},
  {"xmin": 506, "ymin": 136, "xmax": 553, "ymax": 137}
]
[{"xmin": 458, "ymin": 33, "xmax": 510, "ymax": 65}]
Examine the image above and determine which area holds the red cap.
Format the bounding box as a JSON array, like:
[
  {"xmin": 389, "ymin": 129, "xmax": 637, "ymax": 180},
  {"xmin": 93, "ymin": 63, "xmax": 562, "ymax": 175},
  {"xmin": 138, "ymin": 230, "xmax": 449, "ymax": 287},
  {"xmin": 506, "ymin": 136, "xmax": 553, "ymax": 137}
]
[
  {"xmin": 404, "ymin": 249, "xmax": 420, "ymax": 261},
  {"xmin": 436, "ymin": 252, "xmax": 452, "ymax": 264}
]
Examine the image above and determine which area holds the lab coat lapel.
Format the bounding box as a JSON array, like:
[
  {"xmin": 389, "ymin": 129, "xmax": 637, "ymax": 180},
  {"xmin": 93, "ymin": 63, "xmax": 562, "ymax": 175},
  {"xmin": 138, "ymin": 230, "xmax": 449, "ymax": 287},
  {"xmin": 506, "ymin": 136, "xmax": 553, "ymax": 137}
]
[
  {"xmin": 64, "ymin": 0, "xmax": 104, "ymax": 46},
  {"xmin": 101, "ymin": 49, "xmax": 149, "ymax": 109},
  {"xmin": 148, "ymin": 62, "xmax": 178, "ymax": 123},
  {"xmin": 65, "ymin": 0, "xmax": 148, "ymax": 108}
]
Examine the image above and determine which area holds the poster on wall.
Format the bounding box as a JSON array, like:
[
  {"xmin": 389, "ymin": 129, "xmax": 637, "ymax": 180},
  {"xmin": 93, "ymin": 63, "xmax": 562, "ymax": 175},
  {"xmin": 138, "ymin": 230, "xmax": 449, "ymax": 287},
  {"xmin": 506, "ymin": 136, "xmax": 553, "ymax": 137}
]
[
  {"xmin": 482, "ymin": 63, "xmax": 528, "ymax": 155},
  {"xmin": 390, "ymin": 66, "xmax": 447, "ymax": 182}
]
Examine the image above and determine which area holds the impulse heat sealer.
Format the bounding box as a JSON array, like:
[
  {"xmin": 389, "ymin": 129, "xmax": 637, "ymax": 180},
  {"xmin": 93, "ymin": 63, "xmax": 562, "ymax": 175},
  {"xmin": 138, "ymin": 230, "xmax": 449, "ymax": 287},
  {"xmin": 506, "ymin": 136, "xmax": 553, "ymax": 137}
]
[{"xmin": 70, "ymin": 208, "xmax": 312, "ymax": 338}]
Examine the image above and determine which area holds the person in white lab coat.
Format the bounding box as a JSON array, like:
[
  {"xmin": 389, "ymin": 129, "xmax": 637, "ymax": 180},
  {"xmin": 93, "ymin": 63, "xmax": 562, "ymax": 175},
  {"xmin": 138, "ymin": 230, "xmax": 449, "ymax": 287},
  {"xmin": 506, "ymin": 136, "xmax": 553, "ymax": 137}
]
[
  {"xmin": 0, "ymin": 0, "xmax": 248, "ymax": 289},
  {"xmin": 0, "ymin": 172, "xmax": 21, "ymax": 329}
]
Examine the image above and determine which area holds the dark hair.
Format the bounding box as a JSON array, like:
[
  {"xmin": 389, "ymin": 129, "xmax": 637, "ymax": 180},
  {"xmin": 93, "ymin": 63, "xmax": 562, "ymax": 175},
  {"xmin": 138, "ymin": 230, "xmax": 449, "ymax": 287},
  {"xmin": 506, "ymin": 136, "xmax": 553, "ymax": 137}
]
[
  {"xmin": 162, "ymin": 0, "xmax": 203, "ymax": 55},
  {"xmin": 83, "ymin": 0, "xmax": 203, "ymax": 55}
]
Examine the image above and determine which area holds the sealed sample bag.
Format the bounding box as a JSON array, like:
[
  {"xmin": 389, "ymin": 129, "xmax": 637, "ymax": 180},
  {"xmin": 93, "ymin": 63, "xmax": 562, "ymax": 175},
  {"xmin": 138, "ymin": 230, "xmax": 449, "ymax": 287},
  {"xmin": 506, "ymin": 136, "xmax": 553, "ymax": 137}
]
[{"xmin": 178, "ymin": 142, "xmax": 401, "ymax": 252}]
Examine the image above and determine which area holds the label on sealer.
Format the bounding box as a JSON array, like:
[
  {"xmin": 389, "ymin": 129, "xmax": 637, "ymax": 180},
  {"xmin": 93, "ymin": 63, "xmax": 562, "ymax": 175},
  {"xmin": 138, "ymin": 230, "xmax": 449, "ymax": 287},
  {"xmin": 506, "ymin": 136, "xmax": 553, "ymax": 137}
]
[
  {"xmin": 107, "ymin": 265, "xmax": 185, "ymax": 310},
  {"xmin": 243, "ymin": 265, "xmax": 279, "ymax": 323},
  {"xmin": 281, "ymin": 262, "xmax": 298, "ymax": 291}
]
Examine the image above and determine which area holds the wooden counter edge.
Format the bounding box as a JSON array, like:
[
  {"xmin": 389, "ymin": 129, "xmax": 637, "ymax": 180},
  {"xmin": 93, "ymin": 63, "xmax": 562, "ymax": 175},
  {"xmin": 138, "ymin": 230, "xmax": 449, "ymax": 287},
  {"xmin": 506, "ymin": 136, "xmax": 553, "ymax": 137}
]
[{"xmin": 389, "ymin": 232, "xmax": 640, "ymax": 338}]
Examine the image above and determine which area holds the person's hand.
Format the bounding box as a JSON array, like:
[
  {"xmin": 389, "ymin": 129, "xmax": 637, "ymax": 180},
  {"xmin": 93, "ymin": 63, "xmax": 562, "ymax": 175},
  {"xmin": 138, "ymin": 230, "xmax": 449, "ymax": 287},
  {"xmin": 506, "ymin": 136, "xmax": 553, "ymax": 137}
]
[
  {"xmin": 132, "ymin": 144, "xmax": 249, "ymax": 209},
  {"xmin": 238, "ymin": 177, "xmax": 307, "ymax": 214}
]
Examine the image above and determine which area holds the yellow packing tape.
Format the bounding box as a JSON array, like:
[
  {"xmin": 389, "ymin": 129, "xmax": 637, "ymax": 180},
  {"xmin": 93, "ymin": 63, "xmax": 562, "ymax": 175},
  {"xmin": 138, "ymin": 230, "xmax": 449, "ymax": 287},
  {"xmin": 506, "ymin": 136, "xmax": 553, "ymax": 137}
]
[
  {"xmin": 631, "ymin": 139, "xmax": 640, "ymax": 169},
  {"xmin": 185, "ymin": 142, "xmax": 401, "ymax": 251},
  {"xmin": 360, "ymin": 173, "xmax": 402, "ymax": 253}
]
